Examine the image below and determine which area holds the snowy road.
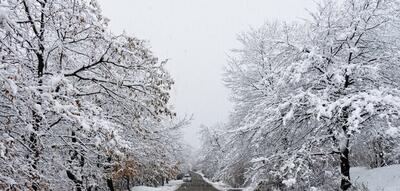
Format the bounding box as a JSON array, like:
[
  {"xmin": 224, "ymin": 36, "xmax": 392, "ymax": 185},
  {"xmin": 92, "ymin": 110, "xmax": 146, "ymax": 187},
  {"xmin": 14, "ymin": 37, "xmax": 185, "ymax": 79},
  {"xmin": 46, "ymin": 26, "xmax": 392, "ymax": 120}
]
[{"xmin": 176, "ymin": 172, "xmax": 219, "ymax": 191}]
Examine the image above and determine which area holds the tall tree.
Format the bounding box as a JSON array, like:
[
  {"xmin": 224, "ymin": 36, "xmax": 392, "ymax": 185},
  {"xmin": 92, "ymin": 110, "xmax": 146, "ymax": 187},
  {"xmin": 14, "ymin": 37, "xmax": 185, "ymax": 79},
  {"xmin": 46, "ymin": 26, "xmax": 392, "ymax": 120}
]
[
  {"xmin": 0, "ymin": 0, "xmax": 184, "ymax": 190},
  {"xmin": 199, "ymin": 0, "xmax": 400, "ymax": 190}
]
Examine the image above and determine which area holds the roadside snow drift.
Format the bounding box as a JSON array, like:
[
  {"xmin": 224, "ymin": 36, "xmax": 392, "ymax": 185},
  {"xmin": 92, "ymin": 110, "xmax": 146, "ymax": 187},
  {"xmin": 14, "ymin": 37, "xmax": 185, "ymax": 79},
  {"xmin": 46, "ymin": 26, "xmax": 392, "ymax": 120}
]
[
  {"xmin": 351, "ymin": 164, "xmax": 400, "ymax": 191},
  {"xmin": 131, "ymin": 180, "xmax": 183, "ymax": 191}
]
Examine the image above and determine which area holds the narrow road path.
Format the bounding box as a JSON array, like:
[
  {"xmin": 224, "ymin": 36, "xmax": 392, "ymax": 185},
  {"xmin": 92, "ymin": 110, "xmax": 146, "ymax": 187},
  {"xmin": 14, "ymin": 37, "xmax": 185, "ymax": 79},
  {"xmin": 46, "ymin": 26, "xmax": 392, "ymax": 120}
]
[{"xmin": 176, "ymin": 172, "xmax": 219, "ymax": 191}]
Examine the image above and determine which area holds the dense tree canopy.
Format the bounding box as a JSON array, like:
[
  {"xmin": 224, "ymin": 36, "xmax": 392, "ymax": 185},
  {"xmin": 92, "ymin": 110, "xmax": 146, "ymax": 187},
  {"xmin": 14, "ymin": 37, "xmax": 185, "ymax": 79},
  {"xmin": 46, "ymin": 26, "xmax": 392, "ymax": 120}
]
[
  {"xmin": 0, "ymin": 0, "xmax": 188, "ymax": 190},
  {"xmin": 197, "ymin": 0, "xmax": 400, "ymax": 190}
]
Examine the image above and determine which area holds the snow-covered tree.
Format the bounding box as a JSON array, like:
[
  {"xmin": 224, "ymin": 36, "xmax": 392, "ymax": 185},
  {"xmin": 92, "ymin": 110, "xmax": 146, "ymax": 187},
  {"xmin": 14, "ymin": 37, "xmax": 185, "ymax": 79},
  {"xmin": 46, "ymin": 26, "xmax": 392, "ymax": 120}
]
[
  {"xmin": 197, "ymin": 124, "xmax": 225, "ymax": 179},
  {"xmin": 198, "ymin": 0, "xmax": 400, "ymax": 190},
  {"xmin": 0, "ymin": 0, "xmax": 186, "ymax": 190}
]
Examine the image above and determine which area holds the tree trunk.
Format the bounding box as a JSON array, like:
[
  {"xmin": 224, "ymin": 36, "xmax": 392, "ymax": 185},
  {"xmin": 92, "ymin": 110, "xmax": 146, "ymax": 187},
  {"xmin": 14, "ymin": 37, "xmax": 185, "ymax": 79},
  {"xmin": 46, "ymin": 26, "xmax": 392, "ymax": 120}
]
[
  {"xmin": 107, "ymin": 178, "xmax": 115, "ymax": 191},
  {"xmin": 126, "ymin": 176, "xmax": 130, "ymax": 191},
  {"xmin": 66, "ymin": 170, "xmax": 83, "ymax": 191},
  {"xmin": 29, "ymin": 46, "xmax": 45, "ymax": 191},
  {"xmin": 27, "ymin": 0, "xmax": 46, "ymax": 184},
  {"xmin": 67, "ymin": 131, "xmax": 83, "ymax": 190},
  {"xmin": 29, "ymin": 120, "xmax": 40, "ymax": 191},
  {"xmin": 340, "ymin": 106, "xmax": 352, "ymax": 190},
  {"xmin": 106, "ymin": 156, "xmax": 115, "ymax": 191},
  {"xmin": 340, "ymin": 144, "xmax": 351, "ymax": 190}
]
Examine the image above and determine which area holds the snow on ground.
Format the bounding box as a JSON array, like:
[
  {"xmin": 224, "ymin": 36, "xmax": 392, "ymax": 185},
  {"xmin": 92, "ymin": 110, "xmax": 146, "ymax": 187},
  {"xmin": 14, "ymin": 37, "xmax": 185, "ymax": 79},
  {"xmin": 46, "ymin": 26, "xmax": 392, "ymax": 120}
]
[
  {"xmin": 196, "ymin": 171, "xmax": 253, "ymax": 191},
  {"xmin": 130, "ymin": 180, "xmax": 183, "ymax": 191},
  {"xmin": 197, "ymin": 165, "xmax": 400, "ymax": 191},
  {"xmin": 351, "ymin": 164, "xmax": 400, "ymax": 191},
  {"xmin": 196, "ymin": 171, "xmax": 230, "ymax": 190}
]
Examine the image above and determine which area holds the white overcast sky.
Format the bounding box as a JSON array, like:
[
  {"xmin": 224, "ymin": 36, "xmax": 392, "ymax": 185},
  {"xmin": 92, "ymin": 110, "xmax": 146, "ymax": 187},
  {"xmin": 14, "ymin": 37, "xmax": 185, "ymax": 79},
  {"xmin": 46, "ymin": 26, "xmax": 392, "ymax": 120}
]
[{"xmin": 97, "ymin": 0, "xmax": 315, "ymax": 149}]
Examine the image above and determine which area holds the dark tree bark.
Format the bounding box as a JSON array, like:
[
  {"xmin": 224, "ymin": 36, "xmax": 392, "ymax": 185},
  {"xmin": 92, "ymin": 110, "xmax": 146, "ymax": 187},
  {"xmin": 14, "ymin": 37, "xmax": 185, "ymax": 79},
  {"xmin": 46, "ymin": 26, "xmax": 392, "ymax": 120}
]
[
  {"xmin": 340, "ymin": 107, "xmax": 351, "ymax": 190},
  {"xmin": 66, "ymin": 170, "xmax": 83, "ymax": 191},
  {"xmin": 372, "ymin": 137, "xmax": 385, "ymax": 168},
  {"xmin": 23, "ymin": 0, "xmax": 47, "ymax": 189},
  {"xmin": 340, "ymin": 141, "xmax": 351, "ymax": 190},
  {"xmin": 106, "ymin": 156, "xmax": 115, "ymax": 191},
  {"xmin": 126, "ymin": 176, "xmax": 130, "ymax": 191},
  {"xmin": 107, "ymin": 179, "xmax": 115, "ymax": 191},
  {"xmin": 66, "ymin": 131, "xmax": 84, "ymax": 191},
  {"xmin": 339, "ymin": 75, "xmax": 353, "ymax": 190}
]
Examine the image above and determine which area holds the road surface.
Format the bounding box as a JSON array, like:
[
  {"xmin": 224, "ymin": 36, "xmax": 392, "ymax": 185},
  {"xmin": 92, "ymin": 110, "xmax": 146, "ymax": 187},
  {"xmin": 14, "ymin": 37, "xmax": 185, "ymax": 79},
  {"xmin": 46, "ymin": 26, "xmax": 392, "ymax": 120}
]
[{"xmin": 176, "ymin": 172, "xmax": 219, "ymax": 191}]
